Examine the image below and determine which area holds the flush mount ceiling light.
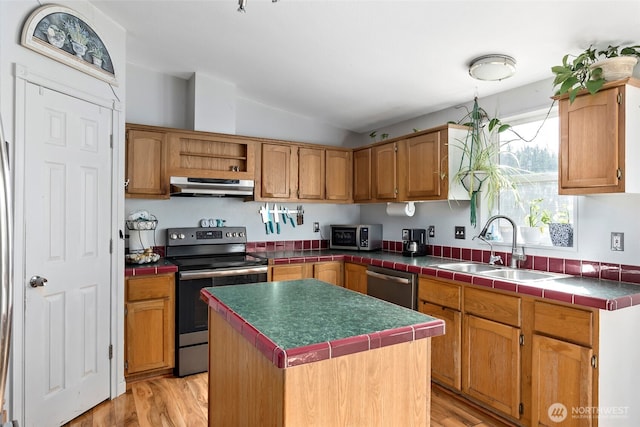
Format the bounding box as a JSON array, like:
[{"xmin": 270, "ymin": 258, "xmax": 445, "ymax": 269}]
[{"xmin": 468, "ymin": 54, "xmax": 516, "ymax": 81}]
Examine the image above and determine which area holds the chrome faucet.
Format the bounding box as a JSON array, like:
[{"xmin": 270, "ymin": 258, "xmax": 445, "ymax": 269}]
[{"xmin": 476, "ymin": 215, "xmax": 526, "ymax": 268}]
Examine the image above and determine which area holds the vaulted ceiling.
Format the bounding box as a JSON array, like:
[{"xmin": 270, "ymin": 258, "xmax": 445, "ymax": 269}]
[{"xmin": 91, "ymin": 0, "xmax": 640, "ymax": 133}]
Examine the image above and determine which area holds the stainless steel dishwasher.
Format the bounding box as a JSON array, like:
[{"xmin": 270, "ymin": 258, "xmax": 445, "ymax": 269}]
[{"xmin": 366, "ymin": 266, "xmax": 417, "ymax": 310}]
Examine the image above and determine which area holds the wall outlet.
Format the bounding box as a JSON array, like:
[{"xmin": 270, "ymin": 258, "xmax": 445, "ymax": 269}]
[
  {"xmin": 428, "ymin": 225, "xmax": 435, "ymax": 238},
  {"xmin": 455, "ymin": 226, "xmax": 465, "ymax": 240},
  {"xmin": 313, "ymin": 222, "xmax": 320, "ymax": 232},
  {"xmin": 611, "ymin": 232, "xmax": 624, "ymax": 251}
]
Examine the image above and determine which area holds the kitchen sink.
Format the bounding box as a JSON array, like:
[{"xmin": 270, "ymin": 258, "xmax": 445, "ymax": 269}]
[
  {"xmin": 436, "ymin": 262, "xmax": 571, "ymax": 283},
  {"xmin": 436, "ymin": 262, "xmax": 505, "ymax": 274},
  {"xmin": 479, "ymin": 269, "xmax": 570, "ymax": 282}
]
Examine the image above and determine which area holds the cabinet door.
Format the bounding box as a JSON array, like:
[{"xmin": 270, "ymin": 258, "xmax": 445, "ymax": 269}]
[
  {"xmin": 270, "ymin": 264, "xmax": 312, "ymax": 281},
  {"xmin": 325, "ymin": 149, "xmax": 352, "ymax": 202},
  {"xmin": 125, "ymin": 274, "xmax": 175, "ymax": 376},
  {"xmin": 420, "ymin": 301, "xmax": 461, "ymax": 390},
  {"xmin": 298, "ymin": 147, "xmax": 325, "ymax": 200},
  {"xmin": 400, "ymin": 132, "xmax": 442, "ymax": 200},
  {"xmin": 261, "ymin": 143, "xmax": 293, "ymax": 199},
  {"xmin": 353, "ymin": 148, "xmax": 372, "ymax": 202},
  {"xmin": 126, "ymin": 298, "xmax": 174, "ymax": 374},
  {"xmin": 531, "ymin": 335, "xmax": 593, "ymax": 427},
  {"xmin": 313, "ymin": 261, "xmax": 343, "ymax": 286},
  {"xmin": 344, "ymin": 262, "xmax": 367, "ymax": 294},
  {"xmin": 372, "ymin": 143, "xmax": 397, "ymax": 201},
  {"xmin": 463, "ymin": 314, "xmax": 521, "ymax": 419},
  {"xmin": 559, "ymin": 86, "xmax": 622, "ymax": 194},
  {"xmin": 125, "ymin": 129, "xmax": 168, "ymax": 198}
]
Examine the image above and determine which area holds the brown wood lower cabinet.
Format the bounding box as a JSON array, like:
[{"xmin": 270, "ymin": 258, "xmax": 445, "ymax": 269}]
[
  {"xmin": 419, "ymin": 276, "xmax": 599, "ymax": 426},
  {"xmin": 418, "ymin": 276, "xmax": 462, "ymax": 390},
  {"xmin": 420, "ymin": 301, "xmax": 461, "ymax": 390},
  {"xmin": 531, "ymin": 335, "xmax": 593, "ymax": 427},
  {"xmin": 344, "ymin": 262, "xmax": 367, "ymax": 294},
  {"xmin": 463, "ymin": 314, "xmax": 521, "ymax": 419},
  {"xmin": 313, "ymin": 261, "xmax": 343, "ymax": 286},
  {"xmin": 125, "ymin": 273, "xmax": 175, "ymax": 380},
  {"xmin": 270, "ymin": 261, "xmax": 342, "ymax": 286}
]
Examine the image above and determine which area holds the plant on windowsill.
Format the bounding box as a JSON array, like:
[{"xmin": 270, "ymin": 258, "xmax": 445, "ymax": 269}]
[
  {"xmin": 520, "ymin": 198, "xmax": 551, "ymax": 245},
  {"xmin": 549, "ymin": 206, "xmax": 574, "ymax": 247},
  {"xmin": 551, "ymin": 44, "xmax": 640, "ymax": 103},
  {"xmin": 449, "ymin": 97, "xmax": 524, "ymax": 227}
]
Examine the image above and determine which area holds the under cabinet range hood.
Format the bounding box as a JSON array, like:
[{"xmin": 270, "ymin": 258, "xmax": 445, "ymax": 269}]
[{"xmin": 170, "ymin": 176, "xmax": 254, "ymax": 197}]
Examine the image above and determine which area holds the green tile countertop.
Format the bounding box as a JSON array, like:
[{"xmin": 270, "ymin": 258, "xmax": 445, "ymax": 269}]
[
  {"xmin": 200, "ymin": 279, "xmax": 445, "ymax": 368},
  {"xmin": 259, "ymin": 250, "xmax": 640, "ymax": 311}
]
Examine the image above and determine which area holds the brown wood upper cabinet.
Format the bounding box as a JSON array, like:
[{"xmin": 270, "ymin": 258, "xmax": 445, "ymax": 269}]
[
  {"xmin": 257, "ymin": 142, "xmax": 351, "ymax": 202},
  {"xmin": 166, "ymin": 131, "xmax": 256, "ymax": 180},
  {"xmin": 558, "ymin": 78, "xmax": 640, "ymax": 195},
  {"xmin": 372, "ymin": 142, "xmax": 398, "ymax": 201},
  {"xmin": 125, "ymin": 123, "xmax": 256, "ymax": 199},
  {"xmin": 354, "ymin": 124, "xmax": 470, "ymax": 203},
  {"xmin": 353, "ymin": 142, "xmax": 397, "ymax": 203},
  {"xmin": 125, "ymin": 127, "xmax": 169, "ymax": 199},
  {"xmin": 353, "ymin": 148, "xmax": 372, "ymax": 202}
]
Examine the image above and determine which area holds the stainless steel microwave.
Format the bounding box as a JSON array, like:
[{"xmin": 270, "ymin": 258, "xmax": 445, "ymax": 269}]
[{"xmin": 329, "ymin": 224, "xmax": 382, "ymax": 251}]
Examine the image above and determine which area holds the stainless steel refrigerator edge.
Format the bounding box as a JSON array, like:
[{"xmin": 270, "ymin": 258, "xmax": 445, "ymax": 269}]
[{"xmin": 0, "ymin": 116, "xmax": 17, "ymax": 426}]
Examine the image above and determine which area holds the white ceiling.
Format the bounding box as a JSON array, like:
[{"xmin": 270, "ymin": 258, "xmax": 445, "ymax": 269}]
[{"xmin": 90, "ymin": 0, "xmax": 640, "ymax": 133}]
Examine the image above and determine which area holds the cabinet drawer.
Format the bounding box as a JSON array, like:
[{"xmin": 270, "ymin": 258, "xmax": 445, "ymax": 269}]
[
  {"xmin": 534, "ymin": 301, "xmax": 593, "ymax": 346},
  {"xmin": 418, "ymin": 277, "xmax": 461, "ymax": 310},
  {"xmin": 127, "ymin": 274, "xmax": 173, "ymax": 302},
  {"xmin": 464, "ymin": 287, "xmax": 521, "ymax": 327}
]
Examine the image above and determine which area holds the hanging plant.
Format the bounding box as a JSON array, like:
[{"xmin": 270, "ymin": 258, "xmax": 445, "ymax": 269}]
[{"xmin": 450, "ymin": 98, "xmax": 524, "ymax": 226}]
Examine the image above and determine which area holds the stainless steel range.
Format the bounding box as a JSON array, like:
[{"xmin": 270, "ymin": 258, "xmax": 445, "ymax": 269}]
[{"xmin": 165, "ymin": 226, "xmax": 268, "ymax": 377}]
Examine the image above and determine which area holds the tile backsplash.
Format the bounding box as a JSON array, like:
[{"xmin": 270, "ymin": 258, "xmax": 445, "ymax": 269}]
[{"xmin": 248, "ymin": 239, "xmax": 640, "ymax": 286}]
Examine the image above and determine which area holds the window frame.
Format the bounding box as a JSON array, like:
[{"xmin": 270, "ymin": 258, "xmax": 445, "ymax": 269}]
[{"xmin": 492, "ymin": 106, "xmax": 578, "ymax": 251}]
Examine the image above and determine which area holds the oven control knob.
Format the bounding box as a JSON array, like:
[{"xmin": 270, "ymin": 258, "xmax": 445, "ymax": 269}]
[
  {"xmin": 179, "ymin": 233, "xmax": 185, "ymax": 239},
  {"xmin": 232, "ymin": 232, "xmax": 237, "ymax": 237},
  {"xmin": 170, "ymin": 233, "xmax": 178, "ymax": 240},
  {"xmin": 239, "ymin": 231, "xmax": 245, "ymax": 237},
  {"xmin": 226, "ymin": 232, "xmax": 231, "ymax": 237}
]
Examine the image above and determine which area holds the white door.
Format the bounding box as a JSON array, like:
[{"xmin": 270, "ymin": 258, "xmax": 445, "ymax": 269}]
[{"xmin": 23, "ymin": 83, "xmax": 112, "ymax": 426}]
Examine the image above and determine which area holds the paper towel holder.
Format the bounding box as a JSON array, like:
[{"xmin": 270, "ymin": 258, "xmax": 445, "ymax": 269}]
[{"xmin": 386, "ymin": 201, "xmax": 416, "ymax": 217}]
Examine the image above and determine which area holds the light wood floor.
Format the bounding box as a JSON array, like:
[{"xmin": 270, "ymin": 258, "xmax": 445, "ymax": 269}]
[{"xmin": 65, "ymin": 373, "xmax": 513, "ymax": 427}]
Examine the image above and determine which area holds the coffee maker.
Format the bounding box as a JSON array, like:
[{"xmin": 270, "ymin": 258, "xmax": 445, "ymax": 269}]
[{"xmin": 402, "ymin": 228, "xmax": 428, "ymax": 257}]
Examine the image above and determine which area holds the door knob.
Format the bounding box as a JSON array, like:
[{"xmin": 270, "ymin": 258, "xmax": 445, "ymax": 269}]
[{"xmin": 29, "ymin": 276, "xmax": 48, "ymax": 288}]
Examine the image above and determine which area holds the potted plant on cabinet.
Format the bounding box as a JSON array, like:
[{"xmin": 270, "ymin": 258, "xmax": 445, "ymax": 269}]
[
  {"xmin": 549, "ymin": 207, "xmax": 573, "ymax": 247},
  {"xmin": 551, "ymin": 44, "xmax": 640, "ymax": 103},
  {"xmin": 520, "ymin": 198, "xmax": 551, "ymax": 245},
  {"xmin": 450, "ymin": 97, "xmax": 524, "ymax": 226}
]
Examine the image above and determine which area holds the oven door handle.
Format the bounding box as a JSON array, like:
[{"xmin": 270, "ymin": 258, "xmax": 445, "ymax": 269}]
[
  {"xmin": 366, "ymin": 269, "xmax": 411, "ymax": 285},
  {"xmin": 179, "ymin": 266, "xmax": 268, "ymax": 280}
]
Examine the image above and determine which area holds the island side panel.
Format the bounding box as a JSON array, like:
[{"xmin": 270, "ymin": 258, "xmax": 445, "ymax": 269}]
[
  {"xmin": 208, "ymin": 308, "xmax": 285, "ymax": 426},
  {"xmin": 283, "ymin": 339, "xmax": 431, "ymax": 426}
]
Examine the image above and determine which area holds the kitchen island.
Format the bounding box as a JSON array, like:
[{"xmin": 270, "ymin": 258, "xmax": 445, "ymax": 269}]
[{"xmin": 200, "ymin": 278, "xmax": 445, "ymax": 426}]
